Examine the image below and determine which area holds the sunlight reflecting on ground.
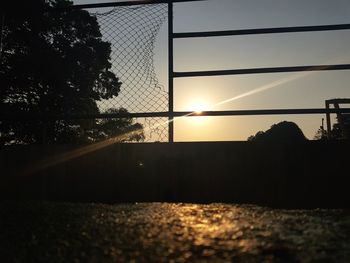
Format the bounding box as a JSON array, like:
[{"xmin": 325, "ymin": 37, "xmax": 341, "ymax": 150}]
[
  {"xmin": 170, "ymin": 203, "xmax": 273, "ymax": 256},
  {"xmin": 1, "ymin": 201, "xmax": 349, "ymax": 262}
]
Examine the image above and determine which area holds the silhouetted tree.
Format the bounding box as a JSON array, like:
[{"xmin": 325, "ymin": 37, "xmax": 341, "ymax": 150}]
[
  {"xmin": 329, "ymin": 123, "xmax": 343, "ymax": 139},
  {"xmin": 247, "ymin": 121, "xmax": 307, "ymax": 142},
  {"xmin": 53, "ymin": 108, "xmax": 145, "ymax": 144},
  {"xmin": 90, "ymin": 108, "xmax": 144, "ymax": 143},
  {"xmin": 314, "ymin": 118, "xmax": 327, "ymax": 140},
  {"xmin": 313, "ymin": 126, "xmax": 327, "ymax": 140},
  {"xmin": 0, "ymin": 0, "xmax": 143, "ymax": 144},
  {"xmin": 314, "ymin": 116, "xmax": 350, "ymax": 140}
]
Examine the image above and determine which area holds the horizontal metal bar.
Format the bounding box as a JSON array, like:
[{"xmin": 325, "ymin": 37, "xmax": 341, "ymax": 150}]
[
  {"xmin": 2, "ymin": 108, "xmax": 350, "ymax": 121},
  {"xmin": 174, "ymin": 64, "xmax": 350, "ymax": 78},
  {"xmin": 0, "ymin": 112, "xmax": 170, "ymax": 121},
  {"xmin": 326, "ymin": 98, "xmax": 350, "ymax": 104},
  {"xmin": 174, "ymin": 108, "xmax": 350, "ymax": 117},
  {"xmin": 70, "ymin": 0, "xmax": 205, "ymax": 9},
  {"xmin": 173, "ymin": 23, "xmax": 350, "ymax": 38}
]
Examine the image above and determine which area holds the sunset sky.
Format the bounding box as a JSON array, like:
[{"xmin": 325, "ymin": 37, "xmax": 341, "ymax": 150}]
[{"xmin": 74, "ymin": 0, "xmax": 350, "ymax": 141}]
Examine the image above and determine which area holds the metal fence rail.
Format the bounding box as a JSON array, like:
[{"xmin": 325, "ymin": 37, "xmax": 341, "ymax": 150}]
[
  {"xmin": 3, "ymin": 108, "xmax": 350, "ymax": 121},
  {"xmin": 70, "ymin": 0, "xmax": 204, "ymax": 9},
  {"xmin": 173, "ymin": 64, "xmax": 350, "ymax": 78},
  {"xmin": 167, "ymin": 0, "xmax": 350, "ymax": 142},
  {"xmin": 1, "ymin": 0, "xmax": 350, "ymax": 143},
  {"xmin": 173, "ymin": 23, "xmax": 350, "ymax": 38}
]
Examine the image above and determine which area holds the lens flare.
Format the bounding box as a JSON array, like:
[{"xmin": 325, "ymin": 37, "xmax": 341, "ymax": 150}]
[{"xmin": 22, "ymin": 56, "xmax": 349, "ymax": 175}]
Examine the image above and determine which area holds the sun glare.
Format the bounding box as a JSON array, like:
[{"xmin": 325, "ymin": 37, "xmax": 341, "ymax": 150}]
[
  {"xmin": 190, "ymin": 101, "xmax": 210, "ymax": 115},
  {"xmin": 186, "ymin": 100, "xmax": 211, "ymax": 123}
]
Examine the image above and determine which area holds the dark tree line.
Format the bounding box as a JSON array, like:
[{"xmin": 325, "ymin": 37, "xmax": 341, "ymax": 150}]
[
  {"xmin": 248, "ymin": 121, "xmax": 307, "ymax": 142},
  {"xmin": 248, "ymin": 119, "xmax": 349, "ymax": 142},
  {"xmin": 0, "ymin": 0, "xmax": 144, "ymax": 145}
]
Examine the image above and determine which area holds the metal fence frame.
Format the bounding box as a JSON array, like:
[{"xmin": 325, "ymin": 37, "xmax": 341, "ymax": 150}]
[
  {"xmin": 166, "ymin": 0, "xmax": 350, "ymax": 142},
  {"xmin": 3, "ymin": 0, "xmax": 350, "ymax": 142}
]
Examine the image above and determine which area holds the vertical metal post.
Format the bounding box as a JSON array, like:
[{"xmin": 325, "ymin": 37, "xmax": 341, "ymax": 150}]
[
  {"xmin": 168, "ymin": 0, "xmax": 174, "ymax": 143},
  {"xmin": 325, "ymin": 100, "xmax": 331, "ymax": 139}
]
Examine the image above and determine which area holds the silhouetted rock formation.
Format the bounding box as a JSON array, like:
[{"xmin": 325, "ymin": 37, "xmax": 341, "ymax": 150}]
[{"xmin": 248, "ymin": 121, "xmax": 307, "ymax": 142}]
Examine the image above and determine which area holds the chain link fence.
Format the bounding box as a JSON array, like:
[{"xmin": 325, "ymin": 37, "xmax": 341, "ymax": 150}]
[
  {"xmin": 0, "ymin": 1, "xmax": 170, "ymax": 144},
  {"xmin": 94, "ymin": 3, "xmax": 169, "ymax": 142}
]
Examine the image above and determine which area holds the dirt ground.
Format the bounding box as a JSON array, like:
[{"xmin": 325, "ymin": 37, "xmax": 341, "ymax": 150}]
[{"xmin": 0, "ymin": 201, "xmax": 349, "ymax": 262}]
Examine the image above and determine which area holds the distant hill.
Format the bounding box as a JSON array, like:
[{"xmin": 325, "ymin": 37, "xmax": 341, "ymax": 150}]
[{"xmin": 248, "ymin": 121, "xmax": 307, "ymax": 142}]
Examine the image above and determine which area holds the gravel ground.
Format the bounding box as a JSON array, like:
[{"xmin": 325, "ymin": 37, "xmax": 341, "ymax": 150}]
[{"xmin": 0, "ymin": 201, "xmax": 349, "ymax": 262}]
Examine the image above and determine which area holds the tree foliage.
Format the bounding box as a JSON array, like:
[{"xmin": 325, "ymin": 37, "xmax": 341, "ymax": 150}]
[
  {"xmin": 313, "ymin": 126, "xmax": 327, "ymax": 140},
  {"xmin": 248, "ymin": 121, "xmax": 307, "ymax": 142},
  {"xmin": 313, "ymin": 114, "xmax": 350, "ymax": 141},
  {"xmin": 0, "ymin": 0, "xmax": 144, "ymax": 144}
]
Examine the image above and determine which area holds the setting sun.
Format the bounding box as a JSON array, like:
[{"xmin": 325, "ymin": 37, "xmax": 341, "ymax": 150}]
[
  {"xmin": 188, "ymin": 99, "xmax": 210, "ymax": 115},
  {"xmin": 184, "ymin": 95, "xmax": 211, "ymax": 115},
  {"xmin": 186, "ymin": 99, "xmax": 211, "ymax": 124}
]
